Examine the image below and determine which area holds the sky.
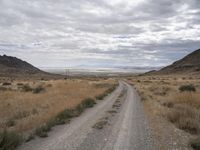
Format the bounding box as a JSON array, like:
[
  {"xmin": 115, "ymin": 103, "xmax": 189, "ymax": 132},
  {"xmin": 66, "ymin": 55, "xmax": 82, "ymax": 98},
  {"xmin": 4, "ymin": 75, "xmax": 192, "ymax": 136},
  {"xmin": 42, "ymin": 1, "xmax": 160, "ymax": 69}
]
[{"xmin": 0, "ymin": 0, "xmax": 200, "ymax": 68}]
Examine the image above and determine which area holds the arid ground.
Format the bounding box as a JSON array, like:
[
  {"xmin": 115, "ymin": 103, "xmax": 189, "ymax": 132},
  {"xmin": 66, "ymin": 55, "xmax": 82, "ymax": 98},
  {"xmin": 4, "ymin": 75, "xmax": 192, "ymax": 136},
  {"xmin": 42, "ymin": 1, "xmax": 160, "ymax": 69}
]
[
  {"xmin": 0, "ymin": 78, "xmax": 117, "ymax": 135},
  {"xmin": 126, "ymin": 74, "xmax": 200, "ymax": 150}
]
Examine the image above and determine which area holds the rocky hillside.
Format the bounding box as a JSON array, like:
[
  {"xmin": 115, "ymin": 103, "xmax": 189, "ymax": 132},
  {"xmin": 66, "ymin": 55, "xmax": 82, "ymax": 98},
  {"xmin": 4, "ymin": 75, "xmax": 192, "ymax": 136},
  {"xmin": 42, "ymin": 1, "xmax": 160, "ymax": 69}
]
[
  {"xmin": 0, "ymin": 55, "xmax": 42, "ymax": 74},
  {"xmin": 147, "ymin": 49, "xmax": 200, "ymax": 75},
  {"xmin": 0, "ymin": 55, "xmax": 63, "ymax": 81}
]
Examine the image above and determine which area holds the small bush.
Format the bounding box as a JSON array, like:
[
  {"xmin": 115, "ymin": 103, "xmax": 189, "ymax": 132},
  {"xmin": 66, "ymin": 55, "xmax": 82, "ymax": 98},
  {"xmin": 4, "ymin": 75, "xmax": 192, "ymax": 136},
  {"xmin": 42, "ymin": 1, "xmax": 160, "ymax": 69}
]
[
  {"xmin": 74, "ymin": 104, "xmax": 84, "ymax": 116},
  {"xmin": 191, "ymin": 137, "xmax": 200, "ymax": 150},
  {"xmin": 33, "ymin": 85, "xmax": 45, "ymax": 94},
  {"xmin": 2, "ymin": 82, "xmax": 11, "ymax": 86},
  {"xmin": 95, "ymin": 93, "xmax": 107, "ymax": 100},
  {"xmin": 106, "ymin": 85, "xmax": 117, "ymax": 94},
  {"xmin": 81, "ymin": 98, "xmax": 96, "ymax": 108},
  {"xmin": 0, "ymin": 131, "xmax": 22, "ymax": 150},
  {"xmin": 179, "ymin": 85, "xmax": 196, "ymax": 92},
  {"xmin": 55, "ymin": 109, "xmax": 74, "ymax": 123},
  {"xmin": 17, "ymin": 83, "xmax": 24, "ymax": 86},
  {"xmin": 21, "ymin": 84, "xmax": 33, "ymax": 92},
  {"xmin": 35, "ymin": 124, "xmax": 52, "ymax": 138}
]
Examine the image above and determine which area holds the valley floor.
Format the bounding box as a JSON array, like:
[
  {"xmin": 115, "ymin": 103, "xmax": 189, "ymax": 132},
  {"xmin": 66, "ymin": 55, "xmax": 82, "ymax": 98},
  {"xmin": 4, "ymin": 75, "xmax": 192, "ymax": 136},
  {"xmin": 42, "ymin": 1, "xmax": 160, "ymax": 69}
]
[{"xmin": 18, "ymin": 81, "xmax": 154, "ymax": 150}]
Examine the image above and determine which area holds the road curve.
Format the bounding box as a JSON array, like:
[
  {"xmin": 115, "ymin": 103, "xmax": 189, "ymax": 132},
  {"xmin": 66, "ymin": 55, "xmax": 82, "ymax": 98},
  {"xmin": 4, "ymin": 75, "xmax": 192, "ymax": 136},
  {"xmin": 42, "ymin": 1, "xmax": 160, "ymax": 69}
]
[{"xmin": 18, "ymin": 81, "xmax": 154, "ymax": 150}]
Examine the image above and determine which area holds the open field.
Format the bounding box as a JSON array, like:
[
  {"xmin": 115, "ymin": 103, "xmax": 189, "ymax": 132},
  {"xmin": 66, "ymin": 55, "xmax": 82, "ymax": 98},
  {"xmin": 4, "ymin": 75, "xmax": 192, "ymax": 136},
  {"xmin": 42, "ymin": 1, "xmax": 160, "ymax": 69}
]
[
  {"xmin": 126, "ymin": 75, "xmax": 200, "ymax": 149},
  {"xmin": 0, "ymin": 78, "xmax": 117, "ymax": 137}
]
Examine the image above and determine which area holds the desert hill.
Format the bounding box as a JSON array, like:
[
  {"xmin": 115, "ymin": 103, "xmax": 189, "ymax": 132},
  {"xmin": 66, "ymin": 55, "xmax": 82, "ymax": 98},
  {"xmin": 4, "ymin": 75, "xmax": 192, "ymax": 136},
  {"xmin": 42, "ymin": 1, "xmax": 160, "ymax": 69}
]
[
  {"xmin": 147, "ymin": 49, "xmax": 200, "ymax": 75},
  {"xmin": 0, "ymin": 55, "xmax": 61, "ymax": 79},
  {"xmin": 0, "ymin": 55, "xmax": 42, "ymax": 74}
]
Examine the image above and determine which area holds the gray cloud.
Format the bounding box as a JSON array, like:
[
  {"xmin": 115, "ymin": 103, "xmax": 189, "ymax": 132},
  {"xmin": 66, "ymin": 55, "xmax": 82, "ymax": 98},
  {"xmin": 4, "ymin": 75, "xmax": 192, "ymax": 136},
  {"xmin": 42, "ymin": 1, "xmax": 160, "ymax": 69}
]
[{"xmin": 0, "ymin": 0, "xmax": 200, "ymax": 68}]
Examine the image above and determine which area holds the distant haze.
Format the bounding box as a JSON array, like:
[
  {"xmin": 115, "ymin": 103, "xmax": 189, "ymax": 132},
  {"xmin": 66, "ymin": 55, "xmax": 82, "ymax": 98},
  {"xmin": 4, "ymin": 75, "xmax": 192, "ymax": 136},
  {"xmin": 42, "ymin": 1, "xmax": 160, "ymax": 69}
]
[
  {"xmin": 0, "ymin": 0, "xmax": 200, "ymax": 68},
  {"xmin": 42, "ymin": 66, "xmax": 161, "ymax": 75}
]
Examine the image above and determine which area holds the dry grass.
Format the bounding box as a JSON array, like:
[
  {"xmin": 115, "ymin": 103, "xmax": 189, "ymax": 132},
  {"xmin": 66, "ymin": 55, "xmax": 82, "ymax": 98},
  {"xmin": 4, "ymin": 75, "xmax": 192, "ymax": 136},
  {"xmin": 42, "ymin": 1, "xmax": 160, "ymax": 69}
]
[
  {"xmin": 166, "ymin": 92, "xmax": 200, "ymax": 134},
  {"xmin": 126, "ymin": 75, "xmax": 200, "ymax": 149},
  {"xmin": 0, "ymin": 78, "xmax": 116, "ymax": 134}
]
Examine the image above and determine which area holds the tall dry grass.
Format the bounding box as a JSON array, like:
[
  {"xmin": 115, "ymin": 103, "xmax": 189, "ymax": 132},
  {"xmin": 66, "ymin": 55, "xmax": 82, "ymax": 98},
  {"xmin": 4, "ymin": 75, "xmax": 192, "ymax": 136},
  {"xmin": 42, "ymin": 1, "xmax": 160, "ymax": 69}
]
[
  {"xmin": 166, "ymin": 92, "xmax": 200, "ymax": 134},
  {"xmin": 0, "ymin": 78, "xmax": 116, "ymax": 134},
  {"xmin": 127, "ymin": 75, "xmax": 200, "ymax": 149}
]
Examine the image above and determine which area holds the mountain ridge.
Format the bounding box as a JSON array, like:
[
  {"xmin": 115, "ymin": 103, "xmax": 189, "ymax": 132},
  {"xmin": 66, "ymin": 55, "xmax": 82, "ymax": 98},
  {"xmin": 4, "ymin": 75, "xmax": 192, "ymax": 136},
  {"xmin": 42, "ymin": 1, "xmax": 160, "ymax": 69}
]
[
  {"xmin": 0, "ymin": 55, "xmax": 41, "ymax": 74},
  {"xmin": 0, "ymin": 55, "xmax": 61, "ymax": 79},
  {"xmin": 146, "ymin": 49, "xmax": 200, "ymax": 75}
]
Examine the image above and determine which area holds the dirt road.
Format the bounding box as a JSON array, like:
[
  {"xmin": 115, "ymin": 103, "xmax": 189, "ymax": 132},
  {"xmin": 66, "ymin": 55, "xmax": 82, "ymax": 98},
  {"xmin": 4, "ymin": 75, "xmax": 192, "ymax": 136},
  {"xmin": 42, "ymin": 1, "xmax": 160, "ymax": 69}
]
[{"xmin": 18, "ymin": 81, "xmax": 154, "ymax": 150}]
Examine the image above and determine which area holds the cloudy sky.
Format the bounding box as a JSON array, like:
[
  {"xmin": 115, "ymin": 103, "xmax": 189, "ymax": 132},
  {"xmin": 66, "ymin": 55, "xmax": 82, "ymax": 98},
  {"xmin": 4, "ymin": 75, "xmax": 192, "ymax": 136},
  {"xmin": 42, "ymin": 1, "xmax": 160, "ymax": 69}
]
[{"xmin": 0, "ymin": 0, "xmax": 200, "ymax": 68}]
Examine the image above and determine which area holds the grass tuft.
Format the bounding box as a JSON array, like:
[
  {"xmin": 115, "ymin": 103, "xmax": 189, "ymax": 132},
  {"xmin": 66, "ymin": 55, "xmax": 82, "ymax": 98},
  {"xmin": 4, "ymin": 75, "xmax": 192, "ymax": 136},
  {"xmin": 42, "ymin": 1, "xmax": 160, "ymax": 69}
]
[
  {"xmin": 21, "ymin": 84, "xmax": 33, "ymax": 92},
  {"xmin": 2, "ymin": 82, "xmax": 11, "ymax": 86},
  {"xmin": 81, "ymin": 98, "xmax": 96, "ymax": 108},
  {"xmin": 35, "ymin": 124, "xmax": 51, "ymax": 138},
  {"xmin": 33, "ymin": 85, "xmax": 45, "ymax": 94},
  {"xmin": 179, "ymin": 84, "xmax": 196, "ymax": 92},
  {"xmin": 0, "ymin": 130, "xmax": 22, "ymax": 150}
]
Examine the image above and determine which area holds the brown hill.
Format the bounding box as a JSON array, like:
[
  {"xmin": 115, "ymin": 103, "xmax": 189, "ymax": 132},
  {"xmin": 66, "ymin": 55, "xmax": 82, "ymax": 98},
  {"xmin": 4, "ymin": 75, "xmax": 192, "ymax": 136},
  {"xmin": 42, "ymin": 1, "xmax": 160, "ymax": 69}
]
[
  {"xmin": 0, "ymin": 55, "xmax": 42, "ymax": 74},
  {"xmin": 148, "ymin": 49, "xmax": 200, "ymax": 75},
  {"xmin": 0, "ymin": 55, "xmax": 61, "ymax": 79}
]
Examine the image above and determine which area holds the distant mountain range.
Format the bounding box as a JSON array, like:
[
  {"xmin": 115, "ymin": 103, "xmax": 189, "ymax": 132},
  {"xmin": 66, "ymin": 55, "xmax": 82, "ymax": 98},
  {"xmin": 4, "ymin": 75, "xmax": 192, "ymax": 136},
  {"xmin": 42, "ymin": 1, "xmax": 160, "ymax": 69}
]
[
  {"xmin": 146, "ymin": 48, "xmax": 200, "ymax": 75},
  {"xmin": 1, "ymin": 48, "xmax": 199, "ymax": 78}
]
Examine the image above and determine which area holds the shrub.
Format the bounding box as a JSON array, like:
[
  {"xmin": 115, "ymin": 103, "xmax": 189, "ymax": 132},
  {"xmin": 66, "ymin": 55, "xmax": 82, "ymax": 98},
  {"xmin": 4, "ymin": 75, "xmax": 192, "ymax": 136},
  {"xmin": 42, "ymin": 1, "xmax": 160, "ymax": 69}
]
[
  {"xmin": 55, "ymin": 109, "xmax": 74, "ymax": 123},
  {"xmin": 33, "ymin": 85, "xmax": 45, "ymax": 94},
  {"xmin": 74, "ymin": 104, "xmax": 84, "ymax": 116},
  {"xmin": 0, "ymin": 131, "xmax": 22, "ymax": 150},
  {"xmin": 95, "ymin": 93, "xmax": 107, "ymax": 100},
  {"xmin": 21, "ymin": 84, "xmax": 33, "ymax": 92},
  {"xmin": 191, "ymin": 137, "xmax": 200, "ymax": 150},
  {"xmin": 17, "ymin": 83, "xmax": 24, "ymax": 86},
  {"xmin": 35, "ymin": 124, "xmax": 51, "ymax": 138},
  {"xmin": 81, "ymin": 98, "xmax": 96, "ymax": 108},
  {"xmin": 2, "ymin": 82, "xmax": 11, "ymax": 86},
  {"xmin": 179, "ymin": 85, "xmax": 196, "ymax": 92}
]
